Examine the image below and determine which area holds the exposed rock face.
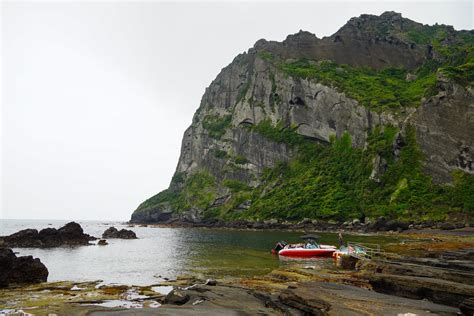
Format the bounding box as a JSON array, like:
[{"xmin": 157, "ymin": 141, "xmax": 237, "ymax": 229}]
[
  {"xmin": 254, "ymin": 11, "xmax": 428, "ymax": 70},
  {"xmin": 131, "ymin": 11, "xmax": 473, "ymax": 224},
  {"xmin": 102, "ymin": 227, "xmax": 137, "ymax": 239},
  {"xmin": 0, "ymin": 222, "xmax": 96, "ymax": 248},
  {"xmin": 0, "ymin": 248, "xmax": 48, "ymax": 288},
  {"xmin": 413, "ymin": 77, "xmax": 474, "ymax": 183}
]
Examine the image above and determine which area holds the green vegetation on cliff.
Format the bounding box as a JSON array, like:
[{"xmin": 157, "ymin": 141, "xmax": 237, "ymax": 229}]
[
  {"xmin": 135, "ymin": 123, "xmax": 473, "ymax": 222},
  {"xmin": 240, "ymin": 125, "xmax": 473, "ymax": 221},
  {"xmin": 202, "ymin": 115, "xmax": 232, "ymax": 139},
  {"xmin": 280, "ymin": 60, "xmax": 437, "ymax": 110},
  {"xmin": 267, "ymin": 24, "xmax": 473, "ymax": 111},
  {"xmin": 135, "ymin": 171, "xmax": 217, "ymax": 214}
]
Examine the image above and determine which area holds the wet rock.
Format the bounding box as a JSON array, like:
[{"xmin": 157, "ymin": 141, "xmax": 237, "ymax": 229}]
[
  {"xmin": 279, "ymin": 285, "xmax": 331, "ymax": 315},
  {"xmin": 164, "ymin": 290, "xmax": 190, "ymax": 305},
  {"xmin": 277, "ymin": 281, "xmax": 459, "ymax": 315},
  {"xmin": 205, "ymin": 279, "xmax": 217, "ymax": 286},
  {"xmin": 368, "ymin": 217, "xmax": 408, "ymax": 232},
  {"xmin": 338, "ymin": 255, "xmax": 359, "ymax": 270},
  {"xmin": 352, "ymin": 218, "xmax": 361, "ymax": 226},
  {"xmin": 358, "ymin": 259, "xmax": 474, "ymax": 286},
  {"xmin": 97, "ymin": 239, "xmax": 108, "ymax": 246},
  {"xmin": 102, "ymin": 227, "xmax": 137, "ymax": 239},
  {"xmin": 263, "ymin": 219, "xmax": 279, "ymax": 226},
  {"xmin": 0, "ymin": 222, "xmax": 95, "ymax": 248},
  {"xmin": 366, "ymin": 273, "xmax": 474, "ymax": 307},
  {"xmin": 439, "ymin": 222, "xmax": 456, "ymax": 230},
  {"xmin": 0, "ymin": 248, "xmax": 48, "ymax": 288},
  {"xmin": 1, "ymin": 229, "xmax": 41, "ymax": 248},
  {"xmin": 459, "ymin": 297, "xmax": 474, "ymax": 315}
]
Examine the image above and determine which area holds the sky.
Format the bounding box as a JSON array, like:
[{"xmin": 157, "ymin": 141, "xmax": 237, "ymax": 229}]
[{"xmin": 1, "ymin": 1, "xmax": 472, "ymax": 221}]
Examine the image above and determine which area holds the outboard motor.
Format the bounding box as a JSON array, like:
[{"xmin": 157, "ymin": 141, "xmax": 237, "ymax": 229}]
[{"xmin": 271, "ymin": 241, "xmax": 288, "ymax": 254}]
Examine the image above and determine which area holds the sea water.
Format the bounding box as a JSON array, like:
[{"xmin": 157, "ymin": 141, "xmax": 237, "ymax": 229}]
[{"xmin": 0, "ymin": 219, "xmax": 400, "ymax": 285}]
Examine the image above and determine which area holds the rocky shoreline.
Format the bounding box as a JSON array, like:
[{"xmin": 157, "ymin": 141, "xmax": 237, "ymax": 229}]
[
  {"xmin": 1, "ymin": 229, "xmax": 473, "ymax": 315},
  {"xmin": 0, "ymin": 222, "xmax": 96, "ymax": 248},
  {"xmin": 131, "ymin": 217, "xmax": 474, "ymax": 235}
]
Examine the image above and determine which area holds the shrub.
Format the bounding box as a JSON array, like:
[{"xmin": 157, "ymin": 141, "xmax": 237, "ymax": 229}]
[
  {"xmin": 212, "ymin": 149, "xmax": 228, "ymax": 159},
  {"xmin": 202, "ymin": 115, "xmax": 232, "ymax": 139},
  {"xmin": 234, "ymin": 155, "xmax": 249, "ymax": 165}
]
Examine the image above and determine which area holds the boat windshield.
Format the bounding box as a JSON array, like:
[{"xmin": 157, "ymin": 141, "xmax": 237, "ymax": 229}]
[{"xmin": 305, "ymin": 243, "xmax": 318, "ymax": 249}]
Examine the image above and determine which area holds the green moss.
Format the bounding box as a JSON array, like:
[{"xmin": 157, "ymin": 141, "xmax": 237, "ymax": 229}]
[
  {"xmin": 280, "ymin": 59, "xmax": 437, "ymax": 111},
  {"xmin": 273, "ymin": 26, "xmax": 473, "ymax": 110},
  {"xmin": 135, "ymin": 189, "xmax": 180, "ymax": 212},
  {"xmin": 249, "ymin": 119, "xmax": 305, "ymax": 146},
  {"xmin": 134, "ymin": 171, "xmax": 217, "ymax": 214},
  {"xmin": 450, "ymin": 170, "xmax": 474, "ymax": 213},
  {"xmin": 441, "ymin": 63, "xmax": 474, "ymax": 86},
  {"xmin": 268, "ymin": 72, "xmax": 281, "ymax": 111},
  {"xmin": 222, "ymin": 127, "xmax": 473, "ymax": 222},
  {"xmin": 223, "ymin": 179, "xmax": 251, "ymax": 192},
  {"xmin": 406, "ymin": 24, "xmax": 449, "ymax": 45},
  {"xmin": 212, "ymin": 149, "xmax": 229, "ymax": 159},
  {"xmin": 234, "ymin": 155, "xmax": 249, "ymax": 165},
  {"xmin": 258, "ymin": 51, "xmax": 274, "ymax": 61},
  {"xmin": 202, "ymin": 115, "xmax": 232, "ymax": 139},
  {"xmin": 172, "ymin": 171, "xmax": 186, "ymax": 184},
  {"xmin": 236, "ymin": 81, "xmax": 251, "ymax": 104},
  {"xmin": 174, "ymin": 171, "xmax": 217, "ymax": 210}
]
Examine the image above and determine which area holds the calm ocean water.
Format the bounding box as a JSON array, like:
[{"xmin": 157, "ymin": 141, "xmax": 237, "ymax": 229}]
[{"xmin": 0, "ymin": 219, "xmax": 399, "ymax": 286}]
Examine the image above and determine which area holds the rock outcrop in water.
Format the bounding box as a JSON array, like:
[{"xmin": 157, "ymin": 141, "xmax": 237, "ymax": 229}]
[
  {"xmin": 131, "ymin": 11, "xmax": 473, "ymax": 225},
  {"xmin": 0, "ymin": 248, "xmax": 48, "ymax": 288},
  {"xmin": 102, "ymin": 227, "xmax": 137, "ymax": 239},
  {"xmin": 0, "ymin": 222, "xmax": 96, "ymax": 248}
]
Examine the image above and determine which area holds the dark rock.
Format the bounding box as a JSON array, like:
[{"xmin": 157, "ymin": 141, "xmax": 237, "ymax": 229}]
[
  {"xmin": 366, "ymin": 273, "xmax": 474, "ymax": 307},
  {"xmin": 205, "ymin": 279, "xmax": 217, "ymax": 286},
  {"xmin": 97, "ymin": 239, "xmax": 108, "ymax": 246},
  {"xmin": 278, "ymin": 284, "xmax": 331, "ymax": 315},
  {"xmin": 459, "ymin": 298, "xmax": 474, "ymax": 316},
  {"xmin": 0, "ymin": 222, "xmax": 95, "ymax": 248},
  {"xmin": 277, "ymin": 281, "xmax": 459, "ymax": 315},
  {"xmin": 439, "ymin": 222, "xmax": 456, "ymax": 230},
  {"xmin": 368, "ymin": 217, "xmax": 409, "ymax": 232},
  {"xmin": 338, "ymin": 255, "xmax": 359, "ymax": 270},
  {"xmin": 1, "ymin": 229, "xmax": 41, "ymax": 248},
  {"xmin": 0, "ymin": 248, "xmax": 48, "ymax": 288},
  {"xmin": 102, "ymin": 227, "xmax": 137, "ymax": 239},
  {"xmin": 358, "ymin": 259, "xmax": 474, "ymax": 286},
  {"xmin": 164, "ymin": 290, "xmax": 190, "ymax": 305}
]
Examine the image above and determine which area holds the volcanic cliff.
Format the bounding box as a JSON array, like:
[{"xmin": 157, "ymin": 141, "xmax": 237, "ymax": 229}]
[{"xmin": 131, "ymin": 11, "xmax": 473, "ymax": 224}]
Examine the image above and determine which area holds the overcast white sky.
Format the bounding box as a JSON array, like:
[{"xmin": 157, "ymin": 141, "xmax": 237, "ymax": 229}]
[{"xmin": 1, "ymin": 1, "xmax": 472, "ymax": 221}]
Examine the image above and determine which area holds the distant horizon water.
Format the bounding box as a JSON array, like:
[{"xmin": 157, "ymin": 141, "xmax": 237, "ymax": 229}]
[{"xmin": 1, "ymin": 217, "xmax": 130, "ymax": 222}]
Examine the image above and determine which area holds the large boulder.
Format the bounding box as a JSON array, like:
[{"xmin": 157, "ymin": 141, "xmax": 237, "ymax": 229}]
[
  {"xmin": 0, "ymin": 222, "xmax": 95, "ymax": 248},
  {"xmin": 102, "ymin": 227, "xmax": 137, "ymax": 239},
  {"xmin": 0, "ymin": 248, "xmax": 48, "ymax": 288}
]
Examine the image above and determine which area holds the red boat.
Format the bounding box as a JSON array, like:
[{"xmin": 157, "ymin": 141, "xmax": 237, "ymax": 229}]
[
  {"xmin": 278, "ymin": 247, "xmax": 335, "ymax": 257},
  {"xmin": 271, "ymin": 235, "xmax": 336, "ymax": 258}
]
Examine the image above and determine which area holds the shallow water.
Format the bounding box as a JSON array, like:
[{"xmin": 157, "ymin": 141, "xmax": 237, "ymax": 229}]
[{"xmin": 0, "ymin": 219, "xmax": 401, "ymax": 285}]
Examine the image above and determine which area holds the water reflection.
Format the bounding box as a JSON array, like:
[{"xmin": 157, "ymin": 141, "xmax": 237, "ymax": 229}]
[{"xmin": 1, "ymin": 220, "xmax": 401, "ymax": 285}]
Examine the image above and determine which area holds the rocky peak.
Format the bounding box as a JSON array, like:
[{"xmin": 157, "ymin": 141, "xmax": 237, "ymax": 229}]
[{"xmin": 252, "ymin": 11, "xmax": 428, "ymax": 69}]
